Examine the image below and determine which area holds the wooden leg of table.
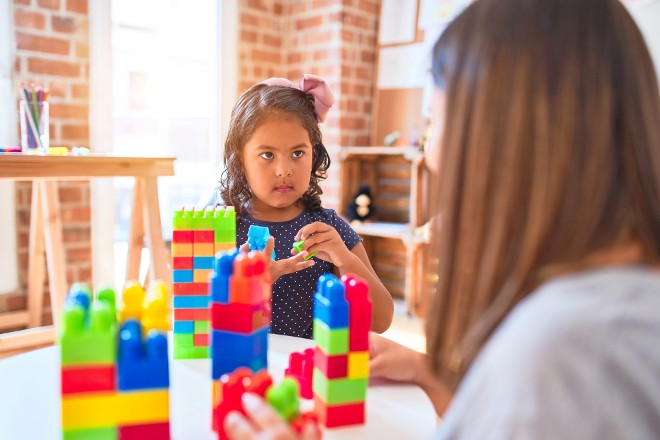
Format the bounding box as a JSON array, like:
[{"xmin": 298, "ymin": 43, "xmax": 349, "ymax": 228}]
[
  {"xmin": 126, "ymin": 177, "xmax": 145, "ymax": 283},
  {"xmin": 41, "ymin": 181, "xmax": 68, "ymax": 328},
  {"xmin": 140, "ymin": 177, "xmax": 171, "ymax": 286},
  {"xmin": 27, "ymin": 182, "xmax": 46, "ymax": 328}
]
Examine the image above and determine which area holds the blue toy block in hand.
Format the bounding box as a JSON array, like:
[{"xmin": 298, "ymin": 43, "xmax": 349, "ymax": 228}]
[{"xmin": 247, "ymin": 225, "xmax": 276, "ymax": 259}]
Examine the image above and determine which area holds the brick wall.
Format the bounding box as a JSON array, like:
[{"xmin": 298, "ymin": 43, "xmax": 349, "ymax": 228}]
[
  {"xmin": 0, "ymin": 0, "xmax": 91, "ymax": 328},
  {"xmin": 237, "ymin": 0, "xmax": 379, "ymax": 211}
]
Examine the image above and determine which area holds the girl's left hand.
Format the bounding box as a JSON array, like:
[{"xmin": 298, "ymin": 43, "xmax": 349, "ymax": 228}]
[
  {"xmin": 293, "ymin": 222, "xmax": 354, "ymax": 268},
  {"xmin": 225, "ymin": 393, "xmax": 320, "ymax": 440}
]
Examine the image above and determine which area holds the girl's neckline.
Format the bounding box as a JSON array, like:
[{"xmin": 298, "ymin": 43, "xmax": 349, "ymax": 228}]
[{"xmin": 244, "ymin": 209, "xmax": 308, "ymax": 226}]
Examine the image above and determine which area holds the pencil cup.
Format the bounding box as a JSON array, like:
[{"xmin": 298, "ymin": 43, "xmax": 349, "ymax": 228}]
[{"xmin": 19, "ymin": 100, "xmax": 49, "ymax": 154}]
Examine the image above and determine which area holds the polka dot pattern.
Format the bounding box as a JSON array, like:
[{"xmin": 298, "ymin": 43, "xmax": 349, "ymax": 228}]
[{"xmin": 236, "ymin": 208, "xmax": 361, "ymax": 339}]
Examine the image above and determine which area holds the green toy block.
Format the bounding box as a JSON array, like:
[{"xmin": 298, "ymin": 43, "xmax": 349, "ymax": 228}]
[
  {"xmin": 95, "ymin": 286, "xmax": 116, "ymax": 320},
  {"xmin": 174, "ymin": 345, "xmax": 209, "ymax": 359},
  {"xmin": 63, "ymin": 427, "xmax": 117, "ymax": 440},
  {"xmin": 214, "ymin": 229, "xmax": 236, "ymax": 243},
  {"xmin": 292, "ymin": 240, "xmax": 317, "ymax": 261},
  {"xmin": 174, "ymin": 333, "xmax": 194, "ymax": 347},
  {"xmin": 313, "ymin": 319, "xmax": 348, "ymax": 355},
  {"xmin": 194, "ymin": 320, "xmax": 209, "ymax": 333},
  {"xmin": 60, "ymin": 301, "xmax": 117, "ymax": 366},
  {"xmin": 173, "ymin": 208, "xmax": 194, "ymax": 230},
  {"xmin": 312, "ymin": 369, "xmax": 368, "ymax": 405},
  {"xmin": 266, "ymin": 378, "xmax": 300, "ymax": 421}
]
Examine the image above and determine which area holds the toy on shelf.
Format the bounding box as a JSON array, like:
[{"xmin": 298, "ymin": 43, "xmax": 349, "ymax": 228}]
[
  {"xmin": 172, "ymin": 206, "xmax": 236, "ymax": 359},
  {"xmin": 247, "ymin": 224, "xmax": 276, "ymax": 259},
  {"xmin": 285, "ymin": 348, "xmax": 315, "ymax": 399},
  {"xmin": 346, "ymin": 184, "xmax": 374, "ymax": 226},
  {"xmin": 312, "ymin": 274, "xmax": 372, "ymax": 428},
  {"xmin": 213, "ymin": 367, "xmax": 317, "ymax": 440},
  {"xmin": 59, "ymin": 281, "xmax": 171, "ymax": 440}
]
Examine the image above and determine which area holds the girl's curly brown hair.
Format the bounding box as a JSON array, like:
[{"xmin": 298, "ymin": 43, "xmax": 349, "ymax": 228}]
[{"xmin": 219, "ymin": 84, "xmax": 331, "ymax": 217}]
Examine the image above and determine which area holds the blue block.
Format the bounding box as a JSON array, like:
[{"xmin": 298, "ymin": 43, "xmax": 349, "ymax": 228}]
[
  {"xmin": 117, "ymin": 320, "xmax": 169, "ymax": 391},
  {"xmin": 173, "ymin": 321, "xmax": 195, "ymax": 334},
  {"xmin": 173, "ymin": 295, "xmax": 210, "ymax": 309},
  {"xmin": 314, "ymin": 274, "xmax": 349, "ymax": 328},
  {"xmin": 194, "ymin": 256, "xmax": 215, "ymax": 270},
  {"xmin": 211, "ymin": 327, "xmax": 269, "ymax": 380},
  {"xmin": 173, "ymin": 269, "xmax": 194, "ymax": 283},
  {"xmin": 210, "ymin": 249, "xmax": 239, "ymax": 304},
  {"xmin": 247, "ymin": 225, "xmax": 276, "ymax": 259}
]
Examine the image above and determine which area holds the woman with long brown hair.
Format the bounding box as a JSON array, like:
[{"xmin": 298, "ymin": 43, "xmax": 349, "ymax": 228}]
[{"xmin": 224, "ymin": 0, "xmax": 660, "ymax": 438}]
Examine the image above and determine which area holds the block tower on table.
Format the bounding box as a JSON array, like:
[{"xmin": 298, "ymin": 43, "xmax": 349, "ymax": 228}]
[
  {"xmin": 60, "ymin": 281, "xmax": 170, "ymax": 439},
  {"xmin": 172, "ymin": 206, "xmax": 236, "ymax": 359},
  {"xmin": 312, "ymin": 274, "xmax": 372, "ymax": 428},
  {"xmin": 209, "ymin": 249, "xmax": 272, "ymax": 435}
]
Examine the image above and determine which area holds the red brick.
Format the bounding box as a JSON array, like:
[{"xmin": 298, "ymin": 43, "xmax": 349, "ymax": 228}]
[
  {"xmin": 50, "ymin": 103, "xmax": 88, "ymax": 119},
  {"xmin": 14, "ymin": 0, "xmax": 31, "ymax": 5},
  {"xmin": 16, "ymin": 32, "xmax": 70, "ymax": 55},
  {"xmin": 48, "ymin": 81, "xmax": 68, "ymax": 98},
  {"xmin": 28, "ymin": 57, "xmax": 80, "ymax": 78},
  {"xmin": 61, "ymin": 123, "xmax": 88, "ymax": 139},
  {"xmin": 62, "ymin": 229, "xmax": 90, "ymax": 244},
  {"xmin": 358, "ymin": 0, "xmax": 377, "ymax": 14},
  {"xmin": 66, "ymin": 0, "xmax": 87, "ymax": 14},
  {"xmin": 37, "ymin": 0, "xmax": 60, "ymax": 9},
  {"xmin": 61, "ymin": 207, "xmax": 91, "ymax": 223},
  {"xmin": 240, "ymin": 13, "xmax": 258, "ymax": 27},
  {"xmin": 58, "ymin": 186, "xmax": 82, "ymax": 203},
  {"xmin": 296, "ymin": 16, "xmax": 323, "ymax": 30},
  {"xmin": 241, "ymin": 30, "xmax": 257, "ymax": 43},
  {"xmin": 66, "ymin": 246, "xmax": 91, "ymax": 263},
  {"xmin": 252, "ymin": 49, "xmax": 280, "ymax": 64},
  {"xmin": 263, "ymin": 34, "xmax": 281, "ymax": 47},
  {"xmin": 52, "ymin": 16, "xmax": 76, "ymax": 33},
  {"xmin": 307, "ymin": 30, "xmax": 331, "ymax": 45},
  {"xmin": 71, "ymin": 83, "xmax": 88, "ymax": 99},
  {"xmin": 14, "ymin": 9, "xmax": 47, "ymax": 30},
  {"xmin": 287, "ymin": 53, "xmax": 301, "ymax": 64}
]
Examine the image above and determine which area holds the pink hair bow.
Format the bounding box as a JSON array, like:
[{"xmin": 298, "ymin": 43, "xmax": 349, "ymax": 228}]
[{"xmin": 260, "ymin": 74, "xmax": 336, "ymax": 123}]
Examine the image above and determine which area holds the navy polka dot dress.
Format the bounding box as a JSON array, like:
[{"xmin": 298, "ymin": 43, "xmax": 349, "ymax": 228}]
[{"xmin": 236, "ymin": 209, "xmax": 361, "ymax": 339}]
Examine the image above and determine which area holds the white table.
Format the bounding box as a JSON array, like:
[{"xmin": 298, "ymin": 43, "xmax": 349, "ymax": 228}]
[{"xmin": 0, "ymin": 334, "xmax": 437, "ymax": 439}]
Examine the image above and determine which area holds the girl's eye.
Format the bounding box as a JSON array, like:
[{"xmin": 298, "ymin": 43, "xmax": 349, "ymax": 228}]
[
  {"xmin": 292, "ymin": 150, "xmax": 304, "ymax": 158},
  {"xmin": 260, "ymin": 152, "xmax": 274, "ymax": 160}
]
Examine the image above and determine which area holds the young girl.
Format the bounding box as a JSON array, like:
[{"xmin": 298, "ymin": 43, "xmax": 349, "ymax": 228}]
[
  {"xmin": 219, "ymin": 74, "xmax": 394, "ymax": 339},
  {"xmin": 223, "ymin": 0, "xmax": 660, "ymax": 438}
]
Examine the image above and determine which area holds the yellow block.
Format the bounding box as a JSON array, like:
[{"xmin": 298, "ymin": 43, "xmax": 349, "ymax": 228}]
[
  {"xmin": 193, "ymin": 269, "xmax": 213, "ymax": 283},
  {"xmin": 62, "ymin": 389, "xmax": 169, "ymax": 430},
  {"xmin": 172, "ymin": 242, "xmax": 193, "ymax": 257},
  {"xmin": 348, "ymin": 351, "xmax": 369, "ymax": 378},
  {"xmin": 214, "ymin": 242, "xmax": 235, "ymax": 252},
  {"xmin": 193, "ymin": 243, "xmax": 215, "ymax": 256}
]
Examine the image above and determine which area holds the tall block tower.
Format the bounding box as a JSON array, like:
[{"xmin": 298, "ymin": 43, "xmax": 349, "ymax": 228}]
[{"xmin": 172, "ymin": 206, "xmax": 236, "ymax": 359}]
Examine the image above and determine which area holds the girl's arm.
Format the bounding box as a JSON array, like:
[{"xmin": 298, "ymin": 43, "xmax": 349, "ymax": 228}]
[{"xmin": 295, "ymin": 222, "xmax": 394, "ymax": 333}]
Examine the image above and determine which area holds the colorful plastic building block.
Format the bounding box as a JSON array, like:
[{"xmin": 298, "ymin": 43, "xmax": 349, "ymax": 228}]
[
  {"xmin": 292, "ymin": 239, "xmax": 318, "ymax": 260},
  {"xmin": 285, "ymin": 348, "xmax": 315, "ymax": 399},
  {"xmin": 117, "ymin": 320, "xmax": 169, "ymax": 391},
  {"xmin": 266, "ymin": 378, "xmax": 300, "ymax": 421},
  {"xmin": 247, "ymin": 225, "xmax": 276, "ymax": 259}
]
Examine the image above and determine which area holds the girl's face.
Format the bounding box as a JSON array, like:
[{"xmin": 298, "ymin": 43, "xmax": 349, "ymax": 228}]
[{"xmin": 242, "ymin": 114, "xmax": 313, "ymax": 221}]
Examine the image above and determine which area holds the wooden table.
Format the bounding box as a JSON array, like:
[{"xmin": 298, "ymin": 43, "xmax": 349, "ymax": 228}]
[{"xmin": 0, "ymin": 154, "xmax": 175, "ymax": 352}]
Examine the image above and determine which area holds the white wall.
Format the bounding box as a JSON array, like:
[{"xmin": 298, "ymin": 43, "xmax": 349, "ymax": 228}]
[
  {"xmin": 0, "ymin": 0, "xmax": 19, "ymax": 294},
  {"xmin": 627, "ymin": 0, "xmax": 660, "ymax": 83}
]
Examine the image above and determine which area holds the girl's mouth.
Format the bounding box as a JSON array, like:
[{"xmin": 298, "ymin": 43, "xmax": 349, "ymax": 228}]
[{"xmin": 275, "ymin": 186, "xmax": 292, "ymax": 193}]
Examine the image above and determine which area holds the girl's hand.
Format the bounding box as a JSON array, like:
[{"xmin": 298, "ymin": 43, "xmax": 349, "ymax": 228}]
[
  {"xmin": 293, "ymin": 222, "xmax": 354, "ymax": 268},
  {"xmin": 240, "ymin": 237, "xmax": 315, "ymax": 282},
  {"xmin": 369, "ymin": 332, "xmax": 424, "ymax": 383},
  {"xmin": 225, "ymin": 393, "xmax": 320, "ymax": 440}
]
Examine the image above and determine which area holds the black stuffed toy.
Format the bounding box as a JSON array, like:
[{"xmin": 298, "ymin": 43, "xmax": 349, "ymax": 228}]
[{"xmin": 347, "ymin": 185, "xmax": 374, "ymax": 226}]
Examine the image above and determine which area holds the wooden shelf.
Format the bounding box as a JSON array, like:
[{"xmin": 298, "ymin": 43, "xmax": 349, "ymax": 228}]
[
  {"xmin": 340, "ymin": 146, "xmax": 424, "ymax": 162},
  {"xmin": 352, "ymin": 221, "xmax": 412, "ymax": 240}
]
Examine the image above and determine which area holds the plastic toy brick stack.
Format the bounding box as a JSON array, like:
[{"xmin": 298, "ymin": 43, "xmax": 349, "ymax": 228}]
[
  {"xmin": 210, "ymin": 249, "xmax": 272, "ymax": 435},
  {"xmin": 247, "ymin": 225, "xmax": 276, "ymax": 259},
  {"xmin": 60, "ymin": 281, "xmax": 170, "ymax": 439},
  {"xmin": 172, "ymin": 206, "xmax": 236, "ymax": 359},
  {"xmin": 312, "ymin": 274, "xmax": 372, "ymax": 428}
]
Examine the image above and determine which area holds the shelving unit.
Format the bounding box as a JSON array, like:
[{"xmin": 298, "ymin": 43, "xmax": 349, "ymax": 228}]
[{"xmin": 339, "ymin": 146, "xmax": 427, "ymax": 316}]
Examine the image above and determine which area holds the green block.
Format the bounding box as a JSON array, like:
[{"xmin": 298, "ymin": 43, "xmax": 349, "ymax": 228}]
[
  {"xmin": 312, "ymin": 368, "xmax": 368, "ymax": 404},
  {"xmin": 173, "ymin": 208, "xmax": 193, "ymax": 229},
  {"xmin": 174, "ymin": 333, "xmax": 194, "ymax": 347},
  {"xmin": 292, "ymin": 240, "xmax": 317, "ymax": 261},
  {"xmin": 60, "ymin": 302, "xmax": 117, "ymax": 366},
  {"xmin": 63, "ymin": 427, "xmax": 117, "ymax": 440},
  {"xmin": 313, "ymin": 319, "xmax": 348, "ymax": 355},
  {"xmin": 174, "ymin": 345, "xmax": 209, "ymax": 359},
  {"xmin": 95, "ymin": 286, "xmax": 116, "ymax": 319},
  {"xmin": 266, "ymin": 378, "xmax": 299, "ymax": 421},
  {"xmin": 194, "ymin": 320, "xmax": 209, "ymax": 333},
  {"xmin": 214, "ymin": 229, "xmax": 236, "ymax": 243}
]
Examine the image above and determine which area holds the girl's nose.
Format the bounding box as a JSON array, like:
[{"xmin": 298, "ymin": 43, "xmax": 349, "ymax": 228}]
[{"xmin": 276, "ymin": 166, "xmax": 292, "ymax": 177}]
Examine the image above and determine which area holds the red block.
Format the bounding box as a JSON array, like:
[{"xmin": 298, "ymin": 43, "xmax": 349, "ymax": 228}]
[
  {"xmin": 118, "ymin": 422, "xmax": 170, "ymax": 439},
  {"xmin": 314, "ymin": 397, "xmax": 365, "ymax": 428},
  {"xmin": 172, "ymin": 257, "xmax": 194, "ymax": 270},
  {"xmin": 291, "ymin": 412, "xmax": 319, "ymax": 434},
  {"xmin": 194, "ymin": 333, "xmax": 209, "ymax": 346},
  {"xmin": 173, "ymin": 230, "xmax": 193, "ymax": 243},
  {"xmin": 174, "ymin": 308, "xmax": 210, "ymax": 321},
  {"xmin": 313, "ymin": 347, "xmax": 347, "ymax": 379},
  {"xmin": 342, "ymin": 275, "xmax": 372, "ymax": 351},
  {"xmin": 61, "ymin": 364, "xmax": 116, "ymax": 395},
  {"xmin": 173, "ymin": 282, "xmax": 209, "ymax": 296},
  {"xmin": 194, "ymin": 230, "xmax": 215, "ymax": 243},
  {"xmin": 285, "ymin": 348, "xmax": 314, "ymax": 399},
  {"xmin": 211, "ymin": 302, "xmax": 267, "ymax": 333}
]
